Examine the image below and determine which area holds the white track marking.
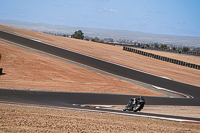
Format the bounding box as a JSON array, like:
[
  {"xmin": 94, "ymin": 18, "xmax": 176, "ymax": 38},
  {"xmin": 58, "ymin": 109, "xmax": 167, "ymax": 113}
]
[
  {"xmin": 152, "ymin": 86, "xmax": 193, "ymax": 98},
  {"xmin": 31, "ymin": 39, "xmax": 42, "ymax": 42}
]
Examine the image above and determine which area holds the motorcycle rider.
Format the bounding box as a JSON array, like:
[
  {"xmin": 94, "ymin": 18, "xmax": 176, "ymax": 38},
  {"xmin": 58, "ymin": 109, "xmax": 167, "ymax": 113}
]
[
  {"xmin": 127, "ymin": 98, "xmax": 135, "ymax": 110},
  {"xmin": 123, "ymin": 96, "xmax": 145, "ymax": 112}
]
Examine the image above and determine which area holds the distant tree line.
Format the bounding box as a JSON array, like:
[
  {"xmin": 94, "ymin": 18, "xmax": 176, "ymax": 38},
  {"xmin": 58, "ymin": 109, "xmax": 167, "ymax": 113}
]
[
  {"xmin": 50, "ymin": 30, "xmax": 199, "ymax": 54},
  {"xmin": 70, "ymin": 30, "xmax": 110, "ymax": 43},
  {"xmin": 71, "ymin": 30, "xmax": 84, "ymax": 39},
  {"xmin": 128, "ymin": 42, "xmax": 191, "ymax": 52}
]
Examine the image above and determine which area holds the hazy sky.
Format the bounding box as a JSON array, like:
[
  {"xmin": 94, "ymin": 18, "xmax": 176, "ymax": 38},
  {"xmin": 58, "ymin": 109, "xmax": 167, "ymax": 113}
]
[{"xmin": 0, "ymin": 0, "xmax": 200, "ymax": 36}]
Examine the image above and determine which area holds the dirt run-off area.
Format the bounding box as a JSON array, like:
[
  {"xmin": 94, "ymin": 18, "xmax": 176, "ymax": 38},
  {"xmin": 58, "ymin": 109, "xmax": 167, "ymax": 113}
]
[{"xmin": 0, "ymin": 25, "xmax": 200, "ymax": 132}]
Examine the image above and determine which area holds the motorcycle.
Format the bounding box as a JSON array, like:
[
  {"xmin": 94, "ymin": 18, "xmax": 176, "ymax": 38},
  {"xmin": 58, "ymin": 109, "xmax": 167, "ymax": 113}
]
[{"xmin": 123, "ymin": 96, "xmax": 145, "ymax": 112}]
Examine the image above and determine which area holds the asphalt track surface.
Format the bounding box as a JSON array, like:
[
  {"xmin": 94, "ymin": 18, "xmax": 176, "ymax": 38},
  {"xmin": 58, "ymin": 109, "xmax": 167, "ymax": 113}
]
[
  {"xmin": 1, "ymin": 88, "xmax": 200, "ymax": 122},
  {"xmin": 0, "ymin": 31, "xmax": 200, "ymax": 122}
]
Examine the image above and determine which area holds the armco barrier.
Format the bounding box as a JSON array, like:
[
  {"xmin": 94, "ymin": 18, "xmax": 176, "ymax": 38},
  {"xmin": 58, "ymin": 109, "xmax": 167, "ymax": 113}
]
[{"xmin": 123, "ymin": 46, "xmax": 199, "ymax": 70}]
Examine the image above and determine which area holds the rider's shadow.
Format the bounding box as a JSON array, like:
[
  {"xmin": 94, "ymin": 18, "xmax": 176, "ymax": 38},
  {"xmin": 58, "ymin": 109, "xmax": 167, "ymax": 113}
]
[
  {"xmin": 0, "ymin": 73, "xmax": 6, "ymax": 76},
  {"xmin": 0, "ymin": 68, "xmax": 6, "ymax": 76}
]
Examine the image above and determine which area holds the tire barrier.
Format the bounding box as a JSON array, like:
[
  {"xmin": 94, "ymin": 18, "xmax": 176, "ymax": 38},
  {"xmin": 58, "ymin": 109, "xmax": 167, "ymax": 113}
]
[{"xmin": 123, "ymin": 46, "xmax": 200, "ymax": 70}]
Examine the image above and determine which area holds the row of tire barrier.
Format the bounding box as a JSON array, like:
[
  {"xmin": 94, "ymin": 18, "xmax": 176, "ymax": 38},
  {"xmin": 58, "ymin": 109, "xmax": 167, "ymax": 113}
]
[
  {"xmin": 105, "ymin": 43, "xmax": 200, "ymax": 56},
  {"xmin": 185, "ymin": 51, "xmax": 200, "ymax": 56},
  {"xmin": 123, "ymin": 46, "xmax": 200, "ymax": 70}
]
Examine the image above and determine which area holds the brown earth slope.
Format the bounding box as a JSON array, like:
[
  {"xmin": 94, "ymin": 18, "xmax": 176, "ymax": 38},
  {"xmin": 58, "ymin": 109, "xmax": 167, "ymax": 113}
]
[
  {"xmin": 1, "ymin": 25, "xmax": 200, "ymax": 87},
  {"xmin": 0, "ymin": 40, "xmax": 163, "ymax": 96},
  {"xmin": 0, "ymin": 25, "xmax": 200, "ymax": 132}
]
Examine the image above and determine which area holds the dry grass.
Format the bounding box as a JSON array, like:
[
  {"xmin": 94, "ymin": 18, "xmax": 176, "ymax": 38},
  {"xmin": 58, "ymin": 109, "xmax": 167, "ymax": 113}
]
[
  {"xmin": 0, "ymin": 39, "xmax": 163, "ymax": 96},
  {"xmin": 107, "ymin": 105, "xmax": 200, "ymax": 119},
  {"xmin": 0, "ymin": 25, "xmax": 200, "ymax": 132},
  {"xmin": 1, "ymin": 25, "xmax": 200, "ymax": 87},
  {"xmin": 0, "ymin": 103, "xmax": 199, "ymax": 133}
]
